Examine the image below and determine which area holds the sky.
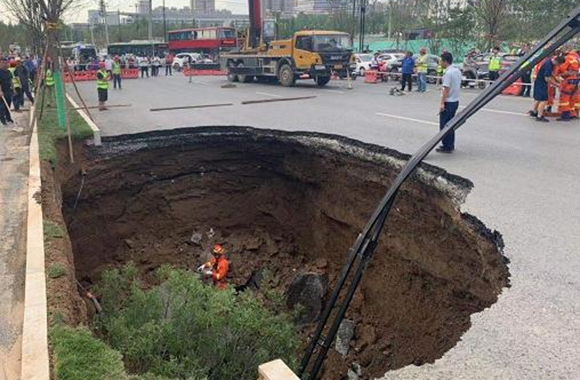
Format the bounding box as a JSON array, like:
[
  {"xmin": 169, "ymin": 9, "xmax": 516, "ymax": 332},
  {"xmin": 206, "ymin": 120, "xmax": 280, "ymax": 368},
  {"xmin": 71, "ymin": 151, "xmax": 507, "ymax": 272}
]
[{"xmin": 0, "ymin": 0, "xmax": 250, "ymax": 24}]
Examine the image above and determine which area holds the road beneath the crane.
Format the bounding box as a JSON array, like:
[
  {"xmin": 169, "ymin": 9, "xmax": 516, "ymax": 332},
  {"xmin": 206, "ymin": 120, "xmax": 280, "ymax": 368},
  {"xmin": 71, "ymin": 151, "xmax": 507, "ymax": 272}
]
[{"xmin": 69, "ymin": 74, "xmax": 580, "ymax": 380}]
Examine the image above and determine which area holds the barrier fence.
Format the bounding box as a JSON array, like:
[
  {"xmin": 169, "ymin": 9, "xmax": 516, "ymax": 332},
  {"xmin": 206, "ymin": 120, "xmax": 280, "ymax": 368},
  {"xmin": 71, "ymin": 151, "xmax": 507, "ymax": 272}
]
[
  {"xmin": 63, "ymin": 69, "xmax": 140, "ymax": 82},
  {"xmin": 364, "ymin": 70, "xmax": 533, "ymax": 96}
]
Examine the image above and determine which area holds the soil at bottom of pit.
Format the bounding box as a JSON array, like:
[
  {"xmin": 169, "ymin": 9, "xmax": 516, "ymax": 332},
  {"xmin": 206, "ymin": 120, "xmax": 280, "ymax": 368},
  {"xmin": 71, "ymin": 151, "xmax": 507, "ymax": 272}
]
[{"xmin": 53, "ymin": 130, "xmax": 509, "ymax": 380}]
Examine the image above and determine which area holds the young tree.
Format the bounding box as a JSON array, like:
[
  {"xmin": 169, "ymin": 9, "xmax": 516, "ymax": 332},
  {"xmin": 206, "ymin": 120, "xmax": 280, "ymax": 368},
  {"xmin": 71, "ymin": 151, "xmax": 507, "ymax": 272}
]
[{"xmin": 472, "ymin": 0, "xmax": 510, "ymax": 48}]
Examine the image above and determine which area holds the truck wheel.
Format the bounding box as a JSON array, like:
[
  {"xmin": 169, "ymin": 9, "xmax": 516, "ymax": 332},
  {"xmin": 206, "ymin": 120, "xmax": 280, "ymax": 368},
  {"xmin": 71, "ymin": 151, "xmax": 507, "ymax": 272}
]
[
  {"xmin": 279, "ymin": 64, "xmax": 296, "ymax": 87},
  {"xmin": 427, "ymin": 69, "xmax": 437, "ymax": 84},
  {"xmin": 315, "ymin": 76, "xmax": 331, "ymax": 87},
  {"xmin": 237, "ymin": 63, "xmax": 253, "ymax": 83},
  {"xmin": 227, "ymin": 61, "xmax": 239, "ymax": 82}
]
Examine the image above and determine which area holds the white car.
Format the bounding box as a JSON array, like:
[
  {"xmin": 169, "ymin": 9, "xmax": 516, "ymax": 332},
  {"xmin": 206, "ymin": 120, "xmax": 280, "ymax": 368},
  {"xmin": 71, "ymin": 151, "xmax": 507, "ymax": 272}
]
[
  {"xmin": 354, "ymin": 54, "xmax": 373, "ymax": 76},
  {"xmin": 173, "ymin": 53, "xmax": 202, "ymax": 70},
  {"xmin": 378, "ymin": 53, "xmax": 405, "ymax": 71}
]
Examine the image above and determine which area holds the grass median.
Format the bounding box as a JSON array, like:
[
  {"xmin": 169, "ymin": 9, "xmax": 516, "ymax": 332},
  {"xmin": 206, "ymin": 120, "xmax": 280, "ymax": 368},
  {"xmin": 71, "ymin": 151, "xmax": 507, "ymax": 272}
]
[{"xmin": 37, "ymin": 98, "xmax": 94, "ymax": 164}]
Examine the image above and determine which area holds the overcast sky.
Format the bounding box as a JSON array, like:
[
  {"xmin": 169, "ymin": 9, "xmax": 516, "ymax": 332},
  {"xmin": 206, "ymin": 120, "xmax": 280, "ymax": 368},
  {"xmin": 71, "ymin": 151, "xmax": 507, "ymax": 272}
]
[{"xmin": 0, "ymin": 0, "xmax": 250, "ymax": 23}]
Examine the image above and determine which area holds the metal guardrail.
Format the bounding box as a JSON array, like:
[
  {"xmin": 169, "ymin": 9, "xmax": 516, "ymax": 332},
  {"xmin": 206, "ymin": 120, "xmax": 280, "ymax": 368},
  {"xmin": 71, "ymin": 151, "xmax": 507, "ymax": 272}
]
[{"xmin": 299, "ymin": 5, "xmax": 580, "ymax": 380}]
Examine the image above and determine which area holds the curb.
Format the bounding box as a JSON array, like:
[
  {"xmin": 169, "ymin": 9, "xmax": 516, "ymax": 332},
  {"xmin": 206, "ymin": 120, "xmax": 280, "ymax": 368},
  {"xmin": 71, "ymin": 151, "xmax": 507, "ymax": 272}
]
[
  {"xmin": 66, "ymin": 94, "xmax": 102, "ymax": 146},
  {"xmin": 20, "ymin": 119, "xmax": 50, "ymax": 380}
]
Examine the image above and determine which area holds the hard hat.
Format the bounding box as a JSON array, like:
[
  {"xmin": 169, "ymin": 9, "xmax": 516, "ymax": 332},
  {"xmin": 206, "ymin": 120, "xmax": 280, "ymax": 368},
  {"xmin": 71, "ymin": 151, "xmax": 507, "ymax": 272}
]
[{"xmin": 212, "ymin": 244, "xmax": 224, "ymax": 254}]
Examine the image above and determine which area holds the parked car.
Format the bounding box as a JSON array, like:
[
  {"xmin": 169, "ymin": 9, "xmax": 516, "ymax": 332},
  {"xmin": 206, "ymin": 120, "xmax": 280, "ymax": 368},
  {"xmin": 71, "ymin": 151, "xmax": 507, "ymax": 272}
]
[
  {"xmin": 173, "ymin": 52, "xmax": 202, "ymax": 70},
  {"xmin": 377, "ymin": 53, "xmax": 405, "ymax": 72},
  {"xmin": 353, "ymin": 53, "xmax": 374, "ymax": 76},
  {"xmin": 461, "ymin": 53, "xmax": 519, "ymax": 88}
]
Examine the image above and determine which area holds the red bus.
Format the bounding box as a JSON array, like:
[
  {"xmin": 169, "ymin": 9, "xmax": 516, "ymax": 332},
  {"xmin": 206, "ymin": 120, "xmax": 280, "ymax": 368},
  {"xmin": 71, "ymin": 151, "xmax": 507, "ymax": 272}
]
[{"xmin": 167, "ymin": 27, "xmax": 237, "ymax": 56}]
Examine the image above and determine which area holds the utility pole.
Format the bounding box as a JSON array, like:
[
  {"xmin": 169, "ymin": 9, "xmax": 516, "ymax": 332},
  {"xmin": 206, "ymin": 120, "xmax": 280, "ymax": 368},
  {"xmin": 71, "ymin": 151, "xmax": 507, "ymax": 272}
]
[
  {"xmin": 118, "ymin": 10, "xmax": 122, "ymax": 42},
  {"xmin": 359, "ymin": 0, "xmax": 367, "ymax": 53},
  {"xmin": 148, "ymin": 0, "xmax": 154, "ymax": 55},
  {"xmin": 100, "ymin": 0, "xmax": 110, "ymax": 46},
  {"xmin": 351, "ymin": 0, "xmax": 357, "ymax": 46},
  {"xmin": 387, "ymin": 0, "xmax": 392, "ymax": 40},
  {"xmin": 163, "ymin": 0, "xmax": 167, "ymax": 42}
]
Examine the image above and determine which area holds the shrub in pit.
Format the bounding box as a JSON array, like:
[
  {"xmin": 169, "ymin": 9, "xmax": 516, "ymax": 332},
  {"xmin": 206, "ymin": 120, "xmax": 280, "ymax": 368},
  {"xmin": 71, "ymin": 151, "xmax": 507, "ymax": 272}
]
[{"xmin": 93, "ymin": 264, "xmax": 299, "ymax": 380}]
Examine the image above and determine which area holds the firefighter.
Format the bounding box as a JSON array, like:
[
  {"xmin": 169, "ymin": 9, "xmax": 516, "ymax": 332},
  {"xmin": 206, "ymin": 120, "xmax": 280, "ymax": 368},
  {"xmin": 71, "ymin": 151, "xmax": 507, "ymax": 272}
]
[
  {"xmin": 556, "ymin": 50, "xmax": 579, "ymax": 121},
  {"xmin": 197, "ymin": 244, "xmax": 230, "ymax": 290},
  {"xmin": 96, "ymin": 62, "xmax": 109, "ymax": 111}
]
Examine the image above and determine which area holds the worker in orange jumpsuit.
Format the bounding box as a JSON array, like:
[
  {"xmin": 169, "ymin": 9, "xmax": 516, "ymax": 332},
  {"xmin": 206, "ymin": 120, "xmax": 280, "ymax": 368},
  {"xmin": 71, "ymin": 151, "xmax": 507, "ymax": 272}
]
[
  {"xmin": 556, "ymin": 51, "xmax": 579, "ymax": 121},
  {"xmin": 572, "ymin": 49, "xmax": 580, "ymax": 117},
  {"xmin": 198, "ymin": 244, "xmax": 230, "ymax": 289}
]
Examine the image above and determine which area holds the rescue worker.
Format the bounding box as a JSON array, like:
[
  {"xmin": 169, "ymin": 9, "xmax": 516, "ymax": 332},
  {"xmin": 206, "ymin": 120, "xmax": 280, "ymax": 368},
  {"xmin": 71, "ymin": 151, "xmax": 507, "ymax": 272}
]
[
  {"xmin": 416, "ymin": 47, "xmax": 428, "ymax": 93},
  {"xmin": 556, "ymin": 50, "xmax": 579, "ymax": 121},
  {"xmin": 112, "ymin": 55, "xmax": 122, "ymax": 90},
  {"xmin": 197, "ymin": 244, "xmax": 230, "ymax": 290},
  {"xmin": 44, "ymin": 63, "xmax": 55, "ymax": 107},
  {"xmin": 529, "ymin": 55, "xmax": 564, "ymax": 122},
  {"xmin": 96, "ymin": 62, "xmax": 109, "ymax": 111},
  {"xmin": 488, "ymin": 47, "xmax": 502, "ymax": 81},
  {"xmin": 8, "ymin": 60, "xmax": 22, "ymax": 112}
]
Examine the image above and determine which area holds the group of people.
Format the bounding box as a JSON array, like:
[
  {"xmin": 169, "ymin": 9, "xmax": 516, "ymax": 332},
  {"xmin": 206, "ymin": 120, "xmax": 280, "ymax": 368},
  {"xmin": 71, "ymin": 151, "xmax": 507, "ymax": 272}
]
[
  {"xmin": 530, "ymin": 48, "xmax": 580, "ymax": 122},
  {"xmin": 0, "ymin": 55, "xmax": 37, "ymax": 126}
]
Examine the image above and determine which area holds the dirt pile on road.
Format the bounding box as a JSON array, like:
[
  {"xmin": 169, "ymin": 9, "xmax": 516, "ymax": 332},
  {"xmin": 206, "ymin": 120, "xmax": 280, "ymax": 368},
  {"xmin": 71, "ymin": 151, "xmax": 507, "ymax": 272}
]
[{"xmin": 58, "ymin": 127, "xmax": 509, "ymax": 380}]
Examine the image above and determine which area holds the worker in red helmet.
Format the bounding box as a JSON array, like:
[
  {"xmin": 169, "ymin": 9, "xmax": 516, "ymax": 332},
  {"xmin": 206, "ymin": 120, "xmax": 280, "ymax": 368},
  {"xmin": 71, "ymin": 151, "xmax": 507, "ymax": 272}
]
[
  {"xmin": 197, "ymin": 244, "xmax": 230, "ymax": 290},
  {"xmin": 96, "ymin": 61, "xmax": 109, "ymax": 111}
]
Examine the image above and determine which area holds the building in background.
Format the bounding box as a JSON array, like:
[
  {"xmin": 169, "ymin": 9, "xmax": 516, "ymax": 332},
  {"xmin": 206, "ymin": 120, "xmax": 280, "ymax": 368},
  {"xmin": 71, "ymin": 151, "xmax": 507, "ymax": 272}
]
[
  {"xmin": 263, "ymin": 0, "xmax": 294, "ymax": 18},
  {"xmin": 190, "ymin": 0, "xmax": 216, "ymax": 14},
  {"xmin": 294, "ymin": 0, "xmax": 348, "ymax": 15},
  {"xmin": 88, "ymin": 9, "xmax": 122, "ymax": 26},
  {"xmin": 137, "ymin": 0, "xmax": 150, "ymax": 15}
]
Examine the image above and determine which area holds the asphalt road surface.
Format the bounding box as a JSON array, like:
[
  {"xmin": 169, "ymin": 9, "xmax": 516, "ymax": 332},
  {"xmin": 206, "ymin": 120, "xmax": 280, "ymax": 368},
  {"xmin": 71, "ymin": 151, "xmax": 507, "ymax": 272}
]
[{"xmin": 69, "ymin": 74, "xmax": 580, "ymax": 380}]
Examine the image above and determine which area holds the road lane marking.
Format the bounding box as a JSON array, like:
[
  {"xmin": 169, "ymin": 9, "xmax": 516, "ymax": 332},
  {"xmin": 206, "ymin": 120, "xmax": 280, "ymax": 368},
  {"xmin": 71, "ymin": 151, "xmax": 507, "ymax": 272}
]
[
  {"xmin": 459, "ymin": 105, "xmax": 526, "ymax": 117},
  {"xmin": 375, "ymin": 112, "xmax": 438, "ymax": 126},
  {"xmin": 255, "ymin": 92, "xmax": 283, "ymax": 98}
]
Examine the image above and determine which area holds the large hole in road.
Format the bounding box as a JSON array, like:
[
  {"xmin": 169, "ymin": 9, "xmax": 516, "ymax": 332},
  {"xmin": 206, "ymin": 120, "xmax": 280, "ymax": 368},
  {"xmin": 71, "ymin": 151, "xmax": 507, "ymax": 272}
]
[{"xmin": 61, "ymin": 127, "xmax": 509, "ymax": 380}]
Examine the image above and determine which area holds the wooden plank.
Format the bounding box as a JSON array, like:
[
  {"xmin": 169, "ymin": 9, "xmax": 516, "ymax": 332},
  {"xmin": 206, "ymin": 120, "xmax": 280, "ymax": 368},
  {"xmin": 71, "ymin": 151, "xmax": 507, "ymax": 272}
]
[
  {"xmin": 149, "ymin": 103, "xmax": 234, "ymax": 112},
  {"xmin": 258, "ymin": 359, "xmax": 300, "ymax": 380},
  {"xmin": 241, "ymin": 96, "xmax": 316, "ymax": 105}
]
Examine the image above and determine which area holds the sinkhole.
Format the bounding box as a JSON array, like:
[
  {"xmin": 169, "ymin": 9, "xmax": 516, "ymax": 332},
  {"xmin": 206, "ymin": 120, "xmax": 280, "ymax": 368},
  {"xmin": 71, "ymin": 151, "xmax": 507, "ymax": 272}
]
[{"xmin": 58, "ymin": 127, "xmax": 509, "ymax": 380}]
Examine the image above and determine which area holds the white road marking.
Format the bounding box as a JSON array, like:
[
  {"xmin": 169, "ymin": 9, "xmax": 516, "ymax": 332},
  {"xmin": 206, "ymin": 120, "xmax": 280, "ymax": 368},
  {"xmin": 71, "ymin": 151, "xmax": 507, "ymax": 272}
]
[
  {"xmin": 375, "ymin": 112, "xmax": 439, "ymax": 126},
  {"xmin": 459, "ymin": 105, "xmax": 527, "ymax": 117},
  {"xmin": 255, "ymin": 92, "xmax": 283, "ymax": 98}
]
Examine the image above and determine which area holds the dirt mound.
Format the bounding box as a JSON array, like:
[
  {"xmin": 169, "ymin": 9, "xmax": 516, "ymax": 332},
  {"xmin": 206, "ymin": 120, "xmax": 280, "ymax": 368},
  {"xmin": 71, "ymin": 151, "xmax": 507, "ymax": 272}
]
[{"xmin": 58, "ymin": 128, "xmax": 509, "ymax": 380}]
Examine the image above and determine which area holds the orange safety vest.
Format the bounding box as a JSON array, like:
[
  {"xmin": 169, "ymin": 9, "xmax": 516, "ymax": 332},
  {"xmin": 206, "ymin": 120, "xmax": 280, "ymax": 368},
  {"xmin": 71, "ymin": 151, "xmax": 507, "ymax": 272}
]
[{"xmin": 205, "ymin": 255, "xmax": 229, "ymax": 289}]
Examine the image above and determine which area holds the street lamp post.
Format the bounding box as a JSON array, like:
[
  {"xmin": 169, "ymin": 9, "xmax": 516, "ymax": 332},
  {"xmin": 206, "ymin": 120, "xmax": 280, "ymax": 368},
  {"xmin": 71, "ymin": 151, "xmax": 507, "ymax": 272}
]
[{"xmin": 163, "ymin": 0, "xmax": 167, "ymax": 42}]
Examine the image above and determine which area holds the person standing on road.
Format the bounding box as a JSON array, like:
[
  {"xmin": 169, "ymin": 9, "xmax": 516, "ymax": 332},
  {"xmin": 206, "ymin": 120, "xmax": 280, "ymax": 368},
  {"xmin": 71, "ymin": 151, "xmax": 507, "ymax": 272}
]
[
  {"xmin": 488, "ymin": 47, "xmax": 502, "ymax": 81},
  {"xmin": 96, "ymin": 62, "xmax": 109, "ymax": 111},
  {"xmin": 139, "ymin": 56, "xmax": 149, "ymax": 78},
  {"xmin": 104, "ymin": 56, "xmax": 113, "ymax": 77},
  {"xmin": 555, "ymin": 50, "xmax": 579, "ymax": 121},
  {"xmin": 112, "ymin": 56, "xmax": 122, "ymax": 90},
  {"xmin": 436, "ymin": 52, "xmax": 462, "ymax": 154},
  {"xmin": 529, "ymin": 55, "xmax": 564, "ymax": 123},
  {"xmin": 401, "ymin": 51, "xmax": 415, "ymax": 92},
  {"xmin": 165, "ymin": 52, "xmax": 174, "ymax": 76},
  {"xmin": 0, "ymin": 59, "xmax": 14, "ymax": 125},
  {"xmin": 416, "ymin": 47, "xmax": 428, "ymax": 92}
]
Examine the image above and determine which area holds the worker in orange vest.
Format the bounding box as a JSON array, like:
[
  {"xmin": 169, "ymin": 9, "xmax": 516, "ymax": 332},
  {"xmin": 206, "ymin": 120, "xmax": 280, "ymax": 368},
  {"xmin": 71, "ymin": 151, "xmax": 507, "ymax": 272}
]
[
  {"xmin": 198, "ymin": 244, "xmax": 230, "ymax": 290},
  {"xmin": 556, "ymin": 50, "xmax": 579, "ymax": 121}
]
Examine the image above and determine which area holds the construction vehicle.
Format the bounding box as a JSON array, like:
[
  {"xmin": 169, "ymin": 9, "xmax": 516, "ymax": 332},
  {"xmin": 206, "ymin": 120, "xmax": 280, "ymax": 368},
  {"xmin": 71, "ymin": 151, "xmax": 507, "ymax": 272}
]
[{"xmin": 221, "ymin": 0, "xmax": 354, "ymax": 87}]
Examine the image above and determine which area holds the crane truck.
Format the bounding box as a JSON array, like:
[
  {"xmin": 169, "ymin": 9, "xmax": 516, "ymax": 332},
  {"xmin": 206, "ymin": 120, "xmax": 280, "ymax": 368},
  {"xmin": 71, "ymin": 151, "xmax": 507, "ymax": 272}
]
[{"xmin": 221, "ymin": 0, "xmax": 354, "ymax": 87}]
